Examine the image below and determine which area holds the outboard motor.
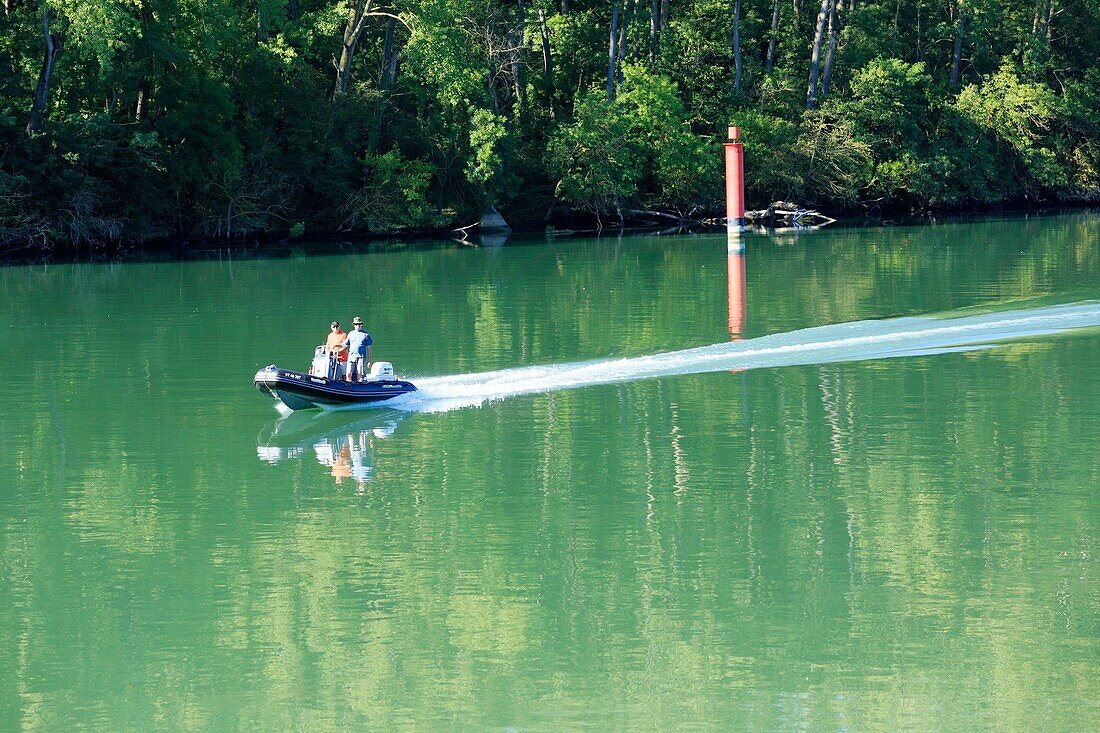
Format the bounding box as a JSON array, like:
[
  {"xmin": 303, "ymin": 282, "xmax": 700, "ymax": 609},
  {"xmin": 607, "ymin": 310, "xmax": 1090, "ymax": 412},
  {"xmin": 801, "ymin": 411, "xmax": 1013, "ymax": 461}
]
[{"xmin": 368, "ymin": 361, "xmax": 396, "ymax": 382}]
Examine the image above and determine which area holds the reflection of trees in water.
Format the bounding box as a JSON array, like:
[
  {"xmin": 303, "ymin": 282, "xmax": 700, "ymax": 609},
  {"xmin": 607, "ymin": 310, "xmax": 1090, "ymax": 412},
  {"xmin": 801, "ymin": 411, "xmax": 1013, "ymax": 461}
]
[
  {"xmin": 5, "ymin": 335, "xmax": 1097, "ymax": 728},
  {"xmin": 3, "ymin": 217, "xmax": 1099, "ymax": 728}
]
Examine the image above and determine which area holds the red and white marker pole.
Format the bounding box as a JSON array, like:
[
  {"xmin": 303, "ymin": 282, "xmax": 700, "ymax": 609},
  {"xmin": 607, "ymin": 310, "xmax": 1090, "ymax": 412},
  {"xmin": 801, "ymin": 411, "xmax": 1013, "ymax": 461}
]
[{"xmin": 724, "ymin": 126, "xmax": 746, "ymax": 233}]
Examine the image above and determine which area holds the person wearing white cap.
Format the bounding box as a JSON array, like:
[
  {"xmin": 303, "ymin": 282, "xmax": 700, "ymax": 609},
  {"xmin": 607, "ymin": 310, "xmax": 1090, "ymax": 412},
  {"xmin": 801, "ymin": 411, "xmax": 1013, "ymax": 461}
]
[{"xmin": 342, "ymin": 316, "xmax": 373, "ymax": 382}]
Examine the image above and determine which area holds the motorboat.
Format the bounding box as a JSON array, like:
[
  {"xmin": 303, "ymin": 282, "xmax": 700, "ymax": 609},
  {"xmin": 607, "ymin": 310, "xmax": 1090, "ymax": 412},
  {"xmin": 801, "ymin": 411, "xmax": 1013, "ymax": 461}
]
[{"xmin": 254, "ymin": 346, "xmax": 417, "ymax": 411}]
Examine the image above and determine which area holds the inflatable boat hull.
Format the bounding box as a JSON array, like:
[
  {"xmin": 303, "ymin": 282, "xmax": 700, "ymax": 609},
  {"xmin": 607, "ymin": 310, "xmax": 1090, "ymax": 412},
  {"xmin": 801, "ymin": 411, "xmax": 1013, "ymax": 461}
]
[{"xmin": 254, "ymin": 366, "xmax": 417, "ymax": 411}]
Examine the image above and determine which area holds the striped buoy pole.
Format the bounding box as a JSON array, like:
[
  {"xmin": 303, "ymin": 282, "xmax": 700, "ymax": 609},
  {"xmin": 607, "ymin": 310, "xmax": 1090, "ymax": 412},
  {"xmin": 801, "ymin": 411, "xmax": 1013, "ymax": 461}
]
[
  {"xmin": 724, "ymin": 126, "xmax": 746, "ymax": 233},
  {"xmin": 725, "ymin": 125, "xmax": 746, "ymax": 334}
]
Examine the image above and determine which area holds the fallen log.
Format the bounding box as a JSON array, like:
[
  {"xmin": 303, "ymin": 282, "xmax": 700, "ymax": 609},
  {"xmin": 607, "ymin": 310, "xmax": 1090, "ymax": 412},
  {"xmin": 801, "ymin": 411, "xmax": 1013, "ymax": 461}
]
[
  {"xmin": 452, "ymin": 221, "xmax": 478, "ymax": 240},
  {"xmin": 623, "ymin": 208, "xmax": 692, "ymax": 224}
]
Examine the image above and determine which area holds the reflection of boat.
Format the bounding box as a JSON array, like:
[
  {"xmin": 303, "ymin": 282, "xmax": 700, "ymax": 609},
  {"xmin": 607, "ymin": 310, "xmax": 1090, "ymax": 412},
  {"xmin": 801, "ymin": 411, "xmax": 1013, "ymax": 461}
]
[
  {"xmin": 256, "ymin": 408, "xmax": 406, "ymax": 480},
  {"xmin": 254, "ymin": 348, "xmax": 417, "ymax": 411}
]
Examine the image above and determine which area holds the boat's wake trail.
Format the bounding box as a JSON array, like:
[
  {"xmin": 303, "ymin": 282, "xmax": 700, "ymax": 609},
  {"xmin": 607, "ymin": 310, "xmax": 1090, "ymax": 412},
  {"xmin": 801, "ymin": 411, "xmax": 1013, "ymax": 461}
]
[{"xmin": 389, "ymin": 302, "xmax": 1100, "ymax": 413}]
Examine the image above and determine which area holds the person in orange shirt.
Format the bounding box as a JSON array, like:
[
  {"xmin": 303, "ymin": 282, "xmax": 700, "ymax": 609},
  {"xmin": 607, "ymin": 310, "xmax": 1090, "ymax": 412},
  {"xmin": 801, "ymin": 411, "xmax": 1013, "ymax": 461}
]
[{"xmin": 325, "ymin": 321, "xmax": 348, "ymax": 379}]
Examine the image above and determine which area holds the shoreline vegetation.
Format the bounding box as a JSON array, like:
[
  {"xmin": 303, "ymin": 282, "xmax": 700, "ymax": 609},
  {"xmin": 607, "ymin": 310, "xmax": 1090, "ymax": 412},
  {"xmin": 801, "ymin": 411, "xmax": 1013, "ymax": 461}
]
[
  {"xmin": 2, "ymin": 1, "xmax": 1098, "ymax": 257},
  {"xmin": 4, "ymin": 206, "xmax": 1094, "ymax": 266}
]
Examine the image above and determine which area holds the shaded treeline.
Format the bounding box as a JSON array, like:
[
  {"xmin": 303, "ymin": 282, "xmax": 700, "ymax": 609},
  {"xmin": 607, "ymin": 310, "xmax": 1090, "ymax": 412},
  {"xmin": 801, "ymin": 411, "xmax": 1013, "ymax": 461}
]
[{"xmin": 1, "ymin": 0, "xmax": 1098, "ymax": 249}]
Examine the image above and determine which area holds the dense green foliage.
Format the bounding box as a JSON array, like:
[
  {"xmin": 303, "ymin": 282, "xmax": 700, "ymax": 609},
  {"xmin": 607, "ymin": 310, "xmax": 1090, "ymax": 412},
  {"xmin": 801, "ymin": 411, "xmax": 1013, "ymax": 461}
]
[{"xmin": 1, "ymin": 0, "xmax": 1098, "ymax": 247}]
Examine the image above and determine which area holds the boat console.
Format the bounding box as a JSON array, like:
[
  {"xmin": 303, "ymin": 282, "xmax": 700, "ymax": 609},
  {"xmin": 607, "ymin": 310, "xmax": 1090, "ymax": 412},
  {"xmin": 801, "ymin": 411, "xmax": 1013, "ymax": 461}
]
[{"xmin": 309, "ymin": 346, "xmax": 399, "ymax": 383}]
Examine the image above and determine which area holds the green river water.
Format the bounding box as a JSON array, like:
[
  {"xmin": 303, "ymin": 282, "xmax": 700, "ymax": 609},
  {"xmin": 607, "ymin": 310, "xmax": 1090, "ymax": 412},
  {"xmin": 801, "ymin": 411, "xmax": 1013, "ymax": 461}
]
[{"xmin": 1, "ymin": 213, "xmax": 1098, "ymax": 731}]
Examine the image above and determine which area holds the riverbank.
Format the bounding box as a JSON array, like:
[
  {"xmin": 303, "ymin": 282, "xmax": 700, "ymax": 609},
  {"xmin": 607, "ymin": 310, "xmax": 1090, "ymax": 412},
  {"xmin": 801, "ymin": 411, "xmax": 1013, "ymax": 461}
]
[{"xmin": 4, "ymin": 203, "xmax": 1097, "ymax": 266}]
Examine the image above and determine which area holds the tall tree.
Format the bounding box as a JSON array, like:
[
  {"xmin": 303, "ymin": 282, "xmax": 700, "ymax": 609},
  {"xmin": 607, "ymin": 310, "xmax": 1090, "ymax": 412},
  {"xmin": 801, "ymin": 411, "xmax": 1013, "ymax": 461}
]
[
  {"xmin": 732, "ymin": 0, "xmax": 742, "ymax": 92},
  {"xmin": 511, "ymin": 0, "xmax": 526, "ymax": 112},
  {"xmin": 367, "ymin": 15, "xmax": 402, "ymax": 153},
  {"xmin": 650, "ymin": 0, "xmax": 659, "ymax": 59},
  {"xmin": 538, "ymin": 8, "xmax": 555, "ymax": 118},
  {"xmin": 1038, "ymin": 0, "xmax": 1055, "ymax": 42},
  {"xmin": 335, "ymin": 0, "xmax": 377, "ymax": 98},
  {"xmin": 820, "ymin": 0, "xmax": 841, "ymax": 98},
  {"xmin": 806, "ymin": 0, "xmax": 831, "ymax": 108},
  {"xmin": 607, "ymin": 0, "xmax": 620, "ymax": 101},
  {"xmin": 381, "ymin": 16, "xmax": 399, "ymax": 91},
  {"xmin": 949, "ymin": 4, "xmax": 966, "ymax": 89},
  {"xmin": 765, "ymin": 0, "xmax": 781, "ymax": 72},
  {"xmin": 616, "ymin": 0, "xmax": 635, "ymax": 85},
  {"xmin": 27, "ymin": 3, "xmax": 64, "ymax": 134}
]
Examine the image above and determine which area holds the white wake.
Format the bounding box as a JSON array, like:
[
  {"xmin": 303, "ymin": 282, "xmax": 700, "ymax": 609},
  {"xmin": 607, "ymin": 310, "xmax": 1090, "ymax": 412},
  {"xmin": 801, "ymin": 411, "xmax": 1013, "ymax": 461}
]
[{"xmin": 381, "ymin": 302, "xmax": 1100, "ymax": 413}]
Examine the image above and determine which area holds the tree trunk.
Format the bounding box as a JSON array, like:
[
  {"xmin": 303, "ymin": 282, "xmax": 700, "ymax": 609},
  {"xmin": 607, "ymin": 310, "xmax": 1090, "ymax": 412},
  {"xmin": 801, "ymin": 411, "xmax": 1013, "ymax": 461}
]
[
  {"xmin": 381, "ymin": 16, "xmax": 398, "ymax": 91},
  {"xmin": 765, "ymin": 0, "xmax": 780, "ymax": 72},
  {"xmin": 916, "ymin": 1, "xmax": 923, "ymax": 61},
  {"xmin": 257, "ymin": 1, "xmax": 266, "ymax": 41},
  {"xmin": 1040, "ymin": 0, "xmax": 1054, "ymax": 43},
  {"xmin": 512, "ymin": 0, "xmax": 527, "ymax": 111},
  {"xmin": 630, "ymin": 19, "xmax": 640, "ymax": 59},
  {"xmin": 650, "ymin": 0, "xmax": 659, "ymax": 60},
  {"xmin": 805, "ymin": 0, "xmax": 830, "ymax": 109},
  {"xmin": 369, "ymin": 19, "xmax": 400, "ymax": 154},
  {"xmin": 288, "ymin": 0, "xmax": 298, "ymax": 22},
  {"xmin": 561, "ymin": 0, "xmax": 568, "ymax": 14},
  {"xmin": 732, "ymin": 0, "xmax": 742, "ymax": 92},
  {"xmin": 334, "ymin": 0, "xmax": 375, "ymax": 99},
  {"xmin": 949, "ymin": 12, "xmax": 966, "ymax": 89},
  {"xmin": 892, "ymin": 0, "xmax": 900, "ymax": 54},
  {"xmin": 539, "ymin": 9, "xmax": 555, "ymax": 119},
  {"xmin": 27, "ymin": 5, "xmax": 62, "ymax": 135},
  {"xmin": 820, "ymin": 0, "xmax": 840, "ymax": 98},
  {"xmin": 606, "ymin": 1, "xmax": 620, "ymax": 101},
  {"xmin": 135, "ymin": 0, "xmax": 154, "ymax": 122},
  {"xmin": 135, "ymin": 83, "xmax": 148, "ymax": 122},
  {"xmin": 660, "ymin": 0, "xmax": 669, "ymax": 31},
  {"xmin": 617, "ymin": 0, "xmax": 634, "ymax": 84}
]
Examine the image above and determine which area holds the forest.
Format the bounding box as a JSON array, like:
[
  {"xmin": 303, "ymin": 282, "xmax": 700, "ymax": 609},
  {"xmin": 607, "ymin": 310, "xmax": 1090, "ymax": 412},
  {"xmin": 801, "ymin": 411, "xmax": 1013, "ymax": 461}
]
[{"xmin": 1, "ymin": 0, "xmax": 1098, "ymax": 249}]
